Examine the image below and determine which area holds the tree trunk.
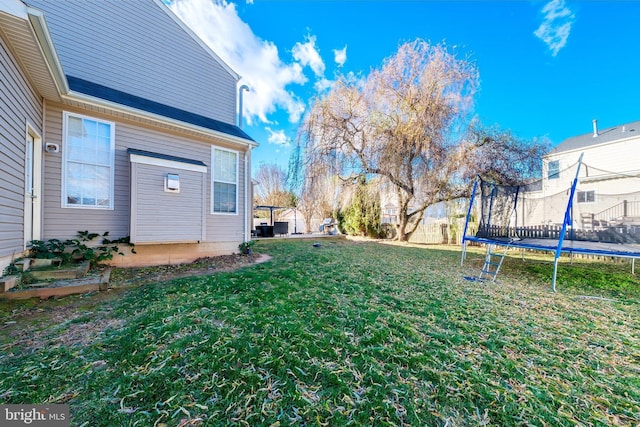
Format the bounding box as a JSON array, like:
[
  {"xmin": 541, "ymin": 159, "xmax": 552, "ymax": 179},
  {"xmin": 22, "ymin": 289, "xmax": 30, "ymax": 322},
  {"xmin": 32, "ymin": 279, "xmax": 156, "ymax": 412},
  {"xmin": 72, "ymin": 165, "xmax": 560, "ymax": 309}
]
[
  {"xmin": 395, "ymin": 201, "xmax": 426, "ymax": 242},
  {"xmin": 396, "ymin": 211, "xmax": 410, "ymax": 241},
  {"xmin": 397, "ymin": 218, "xmax": 419, "ymax": 241}
]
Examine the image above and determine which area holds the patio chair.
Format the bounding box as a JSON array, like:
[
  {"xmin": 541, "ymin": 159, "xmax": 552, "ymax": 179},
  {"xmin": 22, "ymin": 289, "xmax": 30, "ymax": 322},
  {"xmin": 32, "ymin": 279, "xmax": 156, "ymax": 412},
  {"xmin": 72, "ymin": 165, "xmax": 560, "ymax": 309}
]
[{"xmin": 274, "ymin": 221, "xmax": 289, "ymax": 236}]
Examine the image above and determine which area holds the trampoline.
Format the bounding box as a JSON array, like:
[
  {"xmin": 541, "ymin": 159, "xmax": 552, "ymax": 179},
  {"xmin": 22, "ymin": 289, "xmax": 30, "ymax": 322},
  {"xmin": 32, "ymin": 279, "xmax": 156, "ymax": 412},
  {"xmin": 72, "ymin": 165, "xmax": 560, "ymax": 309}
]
[{"xmin": 461, "ymin": 154, "xmax": 640, "ymax": 291}]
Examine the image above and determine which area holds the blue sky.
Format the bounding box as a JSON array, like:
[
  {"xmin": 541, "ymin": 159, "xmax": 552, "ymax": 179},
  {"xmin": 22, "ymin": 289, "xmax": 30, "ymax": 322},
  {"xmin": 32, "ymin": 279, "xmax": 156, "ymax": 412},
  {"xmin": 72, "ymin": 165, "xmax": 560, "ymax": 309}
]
[{"xmin": 168, "ymin": 0, "xmax": 640, "ymax": 174}]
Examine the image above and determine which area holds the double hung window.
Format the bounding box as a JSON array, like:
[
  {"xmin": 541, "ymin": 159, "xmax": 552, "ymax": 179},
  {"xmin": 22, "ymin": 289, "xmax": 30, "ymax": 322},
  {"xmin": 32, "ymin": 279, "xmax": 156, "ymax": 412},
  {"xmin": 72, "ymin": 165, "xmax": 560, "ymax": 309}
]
[
  {"xmin": 547, "ymin": 160, "xmax": 560, "ymax": 180},
  {"xmin": 212, "ymin": 148, "xmax": 238, "ymax": 214},
  {"xmin": 63, "ymin": 113, "xmax": 115, "ymax": 209}
]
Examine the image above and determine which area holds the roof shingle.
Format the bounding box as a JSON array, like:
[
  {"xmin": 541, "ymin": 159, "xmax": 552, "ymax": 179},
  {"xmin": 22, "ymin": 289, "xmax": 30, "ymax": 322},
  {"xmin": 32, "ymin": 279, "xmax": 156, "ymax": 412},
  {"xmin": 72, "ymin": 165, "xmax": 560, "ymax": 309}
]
[{"xmin": 552, "ymin": 120, "xmax": 640, "ymax": 154}]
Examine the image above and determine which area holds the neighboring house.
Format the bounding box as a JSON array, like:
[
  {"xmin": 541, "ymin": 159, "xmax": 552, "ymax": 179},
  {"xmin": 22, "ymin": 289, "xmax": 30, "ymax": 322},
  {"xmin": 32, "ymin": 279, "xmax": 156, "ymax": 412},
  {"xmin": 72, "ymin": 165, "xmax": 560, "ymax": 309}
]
[
  {"xmin": 0, "ymin": 0, "xmax": 256, "ymax": 271},
  {"xmin": 532, "ymin": 119, "xmax": 640, "ymax": 228},
  {"xmin": 379, "ymin": 192, "xmax": 450, "ymax": 227},
  {"xmin": 381, "ymin": 203, "xmax": 397, "ymax": 225}
]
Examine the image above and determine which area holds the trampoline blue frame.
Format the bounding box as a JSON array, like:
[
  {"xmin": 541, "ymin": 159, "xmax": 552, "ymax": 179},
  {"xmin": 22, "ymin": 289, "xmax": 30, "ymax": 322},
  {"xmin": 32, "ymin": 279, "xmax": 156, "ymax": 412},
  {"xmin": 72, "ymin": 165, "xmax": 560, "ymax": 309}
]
[{"xmin": 461, "ymin": 154, "xmax": 640, "ymax": 291}]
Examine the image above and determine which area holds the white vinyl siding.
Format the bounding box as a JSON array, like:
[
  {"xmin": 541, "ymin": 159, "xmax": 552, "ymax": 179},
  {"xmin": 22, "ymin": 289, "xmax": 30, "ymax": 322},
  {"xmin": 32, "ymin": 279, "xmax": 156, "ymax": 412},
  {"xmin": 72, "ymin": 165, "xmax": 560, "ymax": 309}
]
[
  {"xmin": 62, "ymin": 112, "xmax": 115, "ymax": 209},
  {"xmin": 577, "ymin": 190, "xmax": 595, "ymax": 204},
  {"xmin": 212, "ymin": 148, "xmax": 238, "ymax": 214}
]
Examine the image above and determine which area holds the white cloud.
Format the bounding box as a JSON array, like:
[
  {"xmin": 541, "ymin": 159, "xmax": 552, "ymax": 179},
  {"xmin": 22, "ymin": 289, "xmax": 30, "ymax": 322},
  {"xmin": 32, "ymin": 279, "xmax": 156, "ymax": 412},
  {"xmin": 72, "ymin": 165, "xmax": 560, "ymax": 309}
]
[
  {"xmin": 265, "ymin": 127, "xmax": 291, "ymax": 146},
  {"xmin": 333, "ymin": 45, "xmax": 347, "ymax": 67},
  {"xmin": 314, "ymin": 77, "xmax": 333, "ymax": 93},
  {"xmin": 170, "ymin": 0, "xmax": 306, "ymax": 124},
  {"xmin": 292, "ymin": 35, "xmax": 326, "ymax": 77},
  {"xmin": 534, "ymin": 0, "xmax": 575, "ymax": 57}
]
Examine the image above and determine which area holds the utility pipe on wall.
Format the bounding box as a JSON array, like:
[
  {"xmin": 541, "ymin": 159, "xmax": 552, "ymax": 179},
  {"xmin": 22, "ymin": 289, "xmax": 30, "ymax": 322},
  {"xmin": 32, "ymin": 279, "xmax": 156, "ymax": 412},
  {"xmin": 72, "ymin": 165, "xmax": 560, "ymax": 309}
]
[{"xmin": 238, "ymin": 85, "xmax": 249, "ymax": 128}]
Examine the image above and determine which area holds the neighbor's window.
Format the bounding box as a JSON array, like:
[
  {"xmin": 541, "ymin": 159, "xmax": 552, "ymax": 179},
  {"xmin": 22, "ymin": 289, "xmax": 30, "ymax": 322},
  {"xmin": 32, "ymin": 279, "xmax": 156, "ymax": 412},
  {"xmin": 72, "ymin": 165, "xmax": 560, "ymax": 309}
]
[
  {"xmin": 63, "ymin": 112, "xmax": 115, "ymax": 209},
  {"xmin": 577, "ymin": 190, "xmax": 595, "ymax": 203},
  {"xmin": 212, "ymin": 147, "xmax": 238, "ymax": 214},
  {"xmin": 548, "ymin": 160, "xmax": 560, "ymax": 180}
]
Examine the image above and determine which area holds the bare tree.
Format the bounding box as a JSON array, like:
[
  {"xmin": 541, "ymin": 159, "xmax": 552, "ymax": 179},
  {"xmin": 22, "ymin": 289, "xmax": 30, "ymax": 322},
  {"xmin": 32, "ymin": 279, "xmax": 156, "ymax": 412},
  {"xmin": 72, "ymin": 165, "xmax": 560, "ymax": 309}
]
[
  {"xmin": 254, "ymin": 162, "xmax": 296, "ymax": 209},
  {"xmin": 467, "ymin": 124, "xmax": 549, "ymax": 185},
  {"xmin": 302, "ymin": 39, "xmax": 546, "ymax": 241},
  {"xmin": 296, "ymin": 167, "xmax": 338, "ymax": 233},
  {"xmin": 297, "ymin": 177, "xmax": 319, "ymax": 233},
  {"xmin": 303, "ymin": 40, "xmax": 477, "ymax": 241}
]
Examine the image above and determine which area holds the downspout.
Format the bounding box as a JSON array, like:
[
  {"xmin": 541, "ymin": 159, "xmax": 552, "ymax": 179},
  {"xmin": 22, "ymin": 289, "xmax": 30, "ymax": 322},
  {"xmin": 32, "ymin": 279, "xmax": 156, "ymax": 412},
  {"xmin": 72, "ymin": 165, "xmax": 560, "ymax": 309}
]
[
  {"xmin": 244, "ymin": 148, "xmax": 252, "ymax": 242},
  {"xmin": 238, "ymin": 84, "xmax": 251, "ymax": 242},
  {"xmin": 238, "ymin": 84, "xmax": 249, "ymax": 127}
]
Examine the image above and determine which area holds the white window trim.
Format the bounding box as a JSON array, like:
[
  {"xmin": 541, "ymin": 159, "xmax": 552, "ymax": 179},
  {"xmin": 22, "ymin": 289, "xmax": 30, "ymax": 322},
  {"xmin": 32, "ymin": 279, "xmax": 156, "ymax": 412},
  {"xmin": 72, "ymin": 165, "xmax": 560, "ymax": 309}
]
[
  {"xmin": 211, "ymin": 146, "xmax": 239, "ymax": 215},
  {"xmin": 62, "ymin": 112, "xmax": 116, "ymax": 210},
  {"xmin": 129, "ymin": 153, "xmax": 207, "ymax": 173},
  {"xmin": 576, "ymin": 189, "xmax": 595, "ymax": 204},
  {"xmin": 547, "ymin": 159, "xmax": 560, "ymax": 180},
  {"xmin": 24, "ymin": 121, "xmax": 42, "ymax": 244}
]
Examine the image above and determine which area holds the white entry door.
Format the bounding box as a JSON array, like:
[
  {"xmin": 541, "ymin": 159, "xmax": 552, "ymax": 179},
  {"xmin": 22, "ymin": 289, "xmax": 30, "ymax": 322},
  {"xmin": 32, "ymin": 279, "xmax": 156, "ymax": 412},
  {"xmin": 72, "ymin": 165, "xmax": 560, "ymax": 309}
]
[{"xmin": 24, "ymin": 129, "xmax": 42, "ymax": 245}]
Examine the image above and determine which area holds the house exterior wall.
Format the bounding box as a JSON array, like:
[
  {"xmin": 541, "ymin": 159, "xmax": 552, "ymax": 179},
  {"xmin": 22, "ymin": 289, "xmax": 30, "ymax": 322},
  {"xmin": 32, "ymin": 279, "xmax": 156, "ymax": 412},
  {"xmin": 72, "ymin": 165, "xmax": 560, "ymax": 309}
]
[
  {"xmin": 41, "ymin": 102, "xmax": 248, "ymax": 264},
  {"xmin": 543, "ymin": 136, "xmax": 640, "ymax": 195},
  {"xmin": 0, "ymin": 34, "xmax": 42, "ymax": 269},
  {"xmin": 130, "ymin": 162, "xmax": 205, "ymax": 244},
  {"xmin": 529, "ymin": 134, "xmax": 640, "ymax": 229},
  {"xmin": 24, "ymin": 0, "xmax": 237, "ymax": 125}
]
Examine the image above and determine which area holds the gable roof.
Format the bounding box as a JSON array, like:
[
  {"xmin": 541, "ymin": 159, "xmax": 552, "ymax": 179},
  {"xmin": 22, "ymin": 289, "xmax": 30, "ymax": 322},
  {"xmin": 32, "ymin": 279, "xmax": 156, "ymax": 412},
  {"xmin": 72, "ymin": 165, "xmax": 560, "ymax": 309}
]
[
  {"xmin": 152, "ymin": 0, "xmax": 238, "ymax": 81},
  {"xmin": 21, "ymin": 0, "xmax": 244, "ymax": 134},
  {"xmin": 68, "ymin": 76, "xmax": 254, "ymax": 142},
  {"xmin": 552, "ymin": 119, "xmax": 640, "ymax": 154},
  {"xmin": 2, "ymin": 1, "xmax": 255, "ymax": 147}
]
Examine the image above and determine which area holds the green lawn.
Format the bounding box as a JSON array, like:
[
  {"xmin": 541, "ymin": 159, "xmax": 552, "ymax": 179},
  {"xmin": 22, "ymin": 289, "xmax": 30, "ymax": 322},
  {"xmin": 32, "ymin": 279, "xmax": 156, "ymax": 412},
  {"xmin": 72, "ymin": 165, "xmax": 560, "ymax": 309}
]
[{"xmin": 1, "ymin": 238, "xmax": 640, "ymax": 426}]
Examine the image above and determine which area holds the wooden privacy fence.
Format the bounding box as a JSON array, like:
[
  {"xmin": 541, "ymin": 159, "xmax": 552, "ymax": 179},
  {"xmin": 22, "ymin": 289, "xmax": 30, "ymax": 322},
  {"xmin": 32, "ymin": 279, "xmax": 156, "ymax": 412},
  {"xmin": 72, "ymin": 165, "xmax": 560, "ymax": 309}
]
[
  {"xmin": 408, "ymin": 222, "xmax": 566, "ymax": 245},
  {"xmin": 409, "ymin": 220, "xmax": 476, "ymax": 245}
]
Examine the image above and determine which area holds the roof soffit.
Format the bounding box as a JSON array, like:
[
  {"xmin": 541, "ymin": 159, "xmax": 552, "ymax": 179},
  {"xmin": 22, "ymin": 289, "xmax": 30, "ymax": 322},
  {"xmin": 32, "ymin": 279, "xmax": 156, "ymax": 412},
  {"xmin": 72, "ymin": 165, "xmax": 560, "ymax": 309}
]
[{"xmin": 0, "ymin": 4, "xmax": 65, "ymax": 101}]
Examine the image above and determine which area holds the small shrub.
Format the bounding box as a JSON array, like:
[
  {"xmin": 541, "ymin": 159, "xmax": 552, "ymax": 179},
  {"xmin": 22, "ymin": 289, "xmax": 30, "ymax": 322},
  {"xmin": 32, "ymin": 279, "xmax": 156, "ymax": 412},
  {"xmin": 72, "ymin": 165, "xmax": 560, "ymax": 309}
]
[
  {"xmin": 29, "ymin": 239, "xmax": 68, "ymax": 261},
  {"xmin": 336, "ymin": 176, "xmax": 383, "ymax": 238},
  {"xmin": 2, "ymin": 262, "xmax": 19, "ymax": 277},
  {"xmin": 28, "ymin": 231, "xmax": 135, "ymax": 268},
  {"xmin": 379, "ymin": 223, "xmax": 396, "ymax": 239},
  {"xmin": 238, "ymin": 240, "xmax": 255, "ymax": 255}
]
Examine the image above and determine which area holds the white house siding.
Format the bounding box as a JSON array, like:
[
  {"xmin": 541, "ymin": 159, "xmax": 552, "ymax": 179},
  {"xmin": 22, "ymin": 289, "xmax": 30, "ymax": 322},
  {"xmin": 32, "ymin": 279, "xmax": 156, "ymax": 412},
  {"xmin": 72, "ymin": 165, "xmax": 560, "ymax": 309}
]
[
  {"xmin": 23, "ymin": 0, "xmax": 237, "ymax": 125},
  {"xmin": 0, "ymin": 35, "xmax": 42, "ymax": 266},
  {"xmin": 541, "ymin": 136, "xmax": 640, "ymax": 227},
  {"xmin": 42, "ymin": 103, "xmax": 247, "ymax": 247}
]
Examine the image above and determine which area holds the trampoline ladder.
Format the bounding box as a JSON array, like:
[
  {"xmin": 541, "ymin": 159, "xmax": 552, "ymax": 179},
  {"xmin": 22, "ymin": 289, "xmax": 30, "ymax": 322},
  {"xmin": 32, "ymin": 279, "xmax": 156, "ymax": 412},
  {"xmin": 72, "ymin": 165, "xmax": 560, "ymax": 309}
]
[{"xmin": 478, "ymin": 243, "xmax": 510, "ymax": 282}]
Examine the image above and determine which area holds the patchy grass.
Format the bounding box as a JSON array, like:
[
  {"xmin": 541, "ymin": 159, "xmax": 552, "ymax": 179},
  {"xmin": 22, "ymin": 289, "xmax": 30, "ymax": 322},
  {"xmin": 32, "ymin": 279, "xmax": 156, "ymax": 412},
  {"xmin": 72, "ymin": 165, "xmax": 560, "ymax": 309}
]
[{"xmin": 1, "ymin": 238, "xmax": 639, "ymax": 426}]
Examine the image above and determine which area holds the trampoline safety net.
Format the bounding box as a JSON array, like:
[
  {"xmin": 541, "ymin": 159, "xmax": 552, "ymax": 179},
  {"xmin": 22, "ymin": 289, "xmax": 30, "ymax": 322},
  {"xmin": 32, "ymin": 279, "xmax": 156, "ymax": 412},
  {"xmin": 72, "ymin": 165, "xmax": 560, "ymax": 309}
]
[{"xmin": 472, "ymin": 166, "xmax": 640, "ymax": 248}]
